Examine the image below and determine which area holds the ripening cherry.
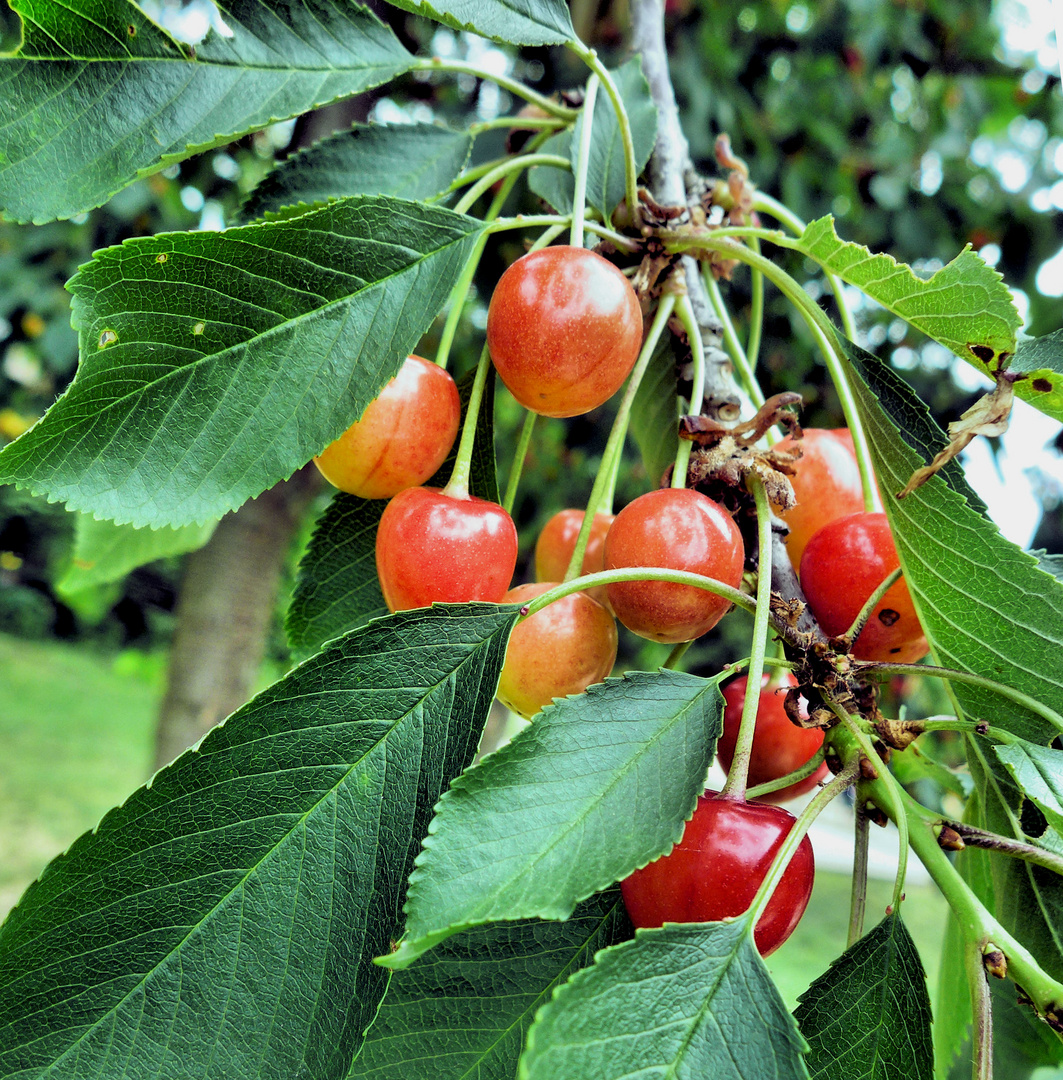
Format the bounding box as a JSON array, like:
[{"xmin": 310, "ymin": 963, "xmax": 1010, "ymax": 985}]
[
  {"xmin": 314, "ymin": 355, "xmax": 460, "ymax": 500},
  {"xmin": 773, "ymin": 428, "xmax": 865, "ymax": 567},
  {"xmin": 534, "ymin": 508, "xmax": 616, "ymax": 609},
  {"xmin": 799, "ymin": 511, "xmax": 928, "ymax": 663},
  {"xmin": 604, "ymin": 488, "xmax": 745, "ymax": 644},
  {"xmin": 620, "ymin": 793, "xmax": 815, "ymax": 956},
  {"xmin": 716, "ymin": 673, "xmax": 829, "ymax": 804},
  {"xmin": 497, "ymin": 582, "xmax": 618, "ymax": 718},
  {"xmin": 375, "ymin": 486, "xmax": 517, "ymax": 612},
  {"xmin": 486, "ymin": 246, "xmax": 643, "ymax": 418}
]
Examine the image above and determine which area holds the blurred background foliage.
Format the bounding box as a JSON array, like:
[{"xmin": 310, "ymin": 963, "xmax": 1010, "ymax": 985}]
[{"xmin": 0, "ymin": 0, "xmax": 1058, "ymax": 667}]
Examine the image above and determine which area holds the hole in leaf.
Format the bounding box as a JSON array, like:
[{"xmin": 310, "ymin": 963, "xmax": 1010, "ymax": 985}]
[{"xmin": 1020, "ymin": 798, "xmax": 1048, "ymax": 839}]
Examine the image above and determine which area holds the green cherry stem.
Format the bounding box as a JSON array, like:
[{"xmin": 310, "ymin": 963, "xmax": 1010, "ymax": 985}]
[
  {"xmin": 563, "ymin": 291, "xmax": 678, "ymax": 582},
  {"xmin": 671, "ymin": 294, "xmax": 705, "ymax": 489},
  {"xmin": 915, "ymin": 717, "xmax": 1019, "ymax": 744},
  {"xmin": 454, "ymin": 153, "xmax": 571, "ymax": 215},
  {"xmin": 663, "ymin": 640, "xmax": 693, "ymax": 671},
  {"xmin": 503, "ymin": 412, "xmax": 537, "ymax": 515},
  {"xmin": 838, "ymin": 567, "xmax": 902, "ymax": 649},
  {"xmin": 720, "ymin": 474, "xmax": 774, "ymax": 801},
  {"xmin": 746, "ymin": 758, "xmax": 861, "ymax": 929},
  {"xmin": 468, "ymin": 115, "xmax": 567, "ymax": 134},
  {"xmin": 488, "ymin": 214, "xmax": 640, "ymax": 252},
  {"xmin": 747, "ymin": 235, "xmax": 765, "ymax": 370},
  {"xmin": 443, "ymin": 343, "xmax": 492, "ymax": 501},
  {"xmin": 848, "ymin": 805, "xmax": 870, "ymax": 947},
  {"xmin": 569, "ymin": 73, "xmax": 600, "ymax": 248},
  {"xmin": 966, "ymin": 939, "xmax": 994, "ymax": 1080},
  {"xmin": 411, "ymin": 57, "xmax": 579, "ymax": 120},
  {"xmin": 434, "ymin": 233, "xmax": 488, "ymax": 372},
  {"xmin": 746, "ymin": 745, "xmax": 827, "ymax": 801}
]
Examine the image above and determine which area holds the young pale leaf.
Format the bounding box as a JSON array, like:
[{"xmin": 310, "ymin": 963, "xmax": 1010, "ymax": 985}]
[
  {"xmin": 799, "ymin": 218, "xmax": 1020, "ymax": 375},
  {"xmin": 530, "ymin": 59, "xmax": 657, "ymax": 219},
  {"xmin": 382, "ymin": 670, "xmax": 723, "ymax": 970},
  {"xmin": 0, "ymin": 197, "xmax": 485, "ymax": 529},
  {"xmin": 0, "ymin": 0, "xmax": 411, "ymax": 223},
  {"xmin": 629, "ymin": 331, "xmax": 682, "ymax": 487},
  {"xmin": 520, "ymin": 920, "xmax": 809, "ymax": 1080},
  {"xmin": 378, "ymin": 0, "xmax": 573, "ymax": 45},
  {"xmin": 239, "ymin": 123, "xmax": 472, "ymax": 223},
  {"xmin": 349, "ymin": 890, "xmax": 632, "ymax": 1080},
  {"xmin": 0, "ymin": 604, "xmax": 517, "ymax": 1079},
  {"xmin": 794, "ymin": 912, "xmax": 933, "ymax": 1080},
  {"xmin": 56, "ymin": 514, "xmax": 217, "ymax": 595},
  {"xmin": 382, "ymin": 673, "xmax": 721, "ymax": 972},
  {"xmin": 995, "ymin": 741, "xmax": 1063, "ymax": 839},
  {"xmin": 843, "ymin": 339, "xmax": 1063, "ymax": 743},
  {"xmin": 1008, "ymin": 330, "xmax": 1063, "ymax": 424},
  {"xmin": 286, "ymin": 367, "xmax": 497, "ymax": 659}
]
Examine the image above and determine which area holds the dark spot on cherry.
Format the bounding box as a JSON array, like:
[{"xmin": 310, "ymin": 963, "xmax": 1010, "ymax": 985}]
[
  {"xmin": 878, "ymin": 608, "xmax": 901, "ymax": 626},
  {"xmin": 1033, "ymin": 378, "xmax": 1052, "ymax": 393}
]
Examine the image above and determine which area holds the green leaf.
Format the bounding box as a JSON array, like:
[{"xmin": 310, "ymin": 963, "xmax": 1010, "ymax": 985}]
[
  {"xmin": 995, "ymin": 741, "xmax": 1063, "ymax": 838},
  {"xmin": 799, "ymin": 217, "xmax": 1022, "ymax": 385},
  {"xmin": 56, "ymin": 513, "xmax": 216, "ymax": 594},
  {"xmin": 519, "ymin": 920, "xmax": 809, "ymax": 1080},
  {"xmin": 0, "ymin": 0, "xmax": 412, "ymax": 223},
  {"xmin": 629, "ymin": 330, "xmax": 682, "ymax": 488},
  {"xmin": 1008, "ymin": 330, "xmax": 1063, "ymax": 424},
  {"xmin": 794, "ymin": 912, "xmax": 933, "ymax": 1080},
  {"xmin": 842, "ymin": 338, "xmax": 1063, "ymax": 743},
  {"xmin": 286, "ymin": 366, "xmax": 497, "ymax": 659},
  {"xmin": 239, "ymin": 123, "xmax": 472, "ymax": 224},
  {"xmin": 384, "ymin": 669, "xmax": 723, "ymax": 970},
  {"xmin": 530, "ymin": 59, "xmax": 657, "ymax": 219},
  {"xmin": 0, "ymin": 603, "xmax": 518, "ymax": 1079},
  {"xmin": 349, "ymin": 890, "xmax": 632, "ymax": 1080},
  {"xmin": 889, "ymin": 743, "xmax": 972, "ymax": 800},
  {"xmin": 377, "ymin": 0, "xmax": 574, "ymax": 46},
  {"xmin": 0, "ymin": 197, "xmax": 486, "ymax": 529}
]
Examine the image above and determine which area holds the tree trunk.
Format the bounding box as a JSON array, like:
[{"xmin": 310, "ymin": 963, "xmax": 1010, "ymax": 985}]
[{"xmin": 153, "ymin": 467, "xmax": 319, "ymax": 769}]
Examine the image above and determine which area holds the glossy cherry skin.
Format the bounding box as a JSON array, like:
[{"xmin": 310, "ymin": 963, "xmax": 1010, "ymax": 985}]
[
  {"xmin": 486, "ymin": 246, "xmax": 643, "ymax": 418},
  {"xmin": 774, "ymin": 428, "xmax": 865, "ymax": 568},
  {"xmin": 717, "ymin": 674, "xmax": 829, "ymax": 804},
  {"xmin": 534, "ymin": 508, "xmax": 616, "ymax": 609},
  {"xmin": 604, "ymin": 488, "xmax": 745, "ymax": 644},
  {"xmin": 800, "ymin": 511, "xmax": 928, "ymax": 663},
  {"xmin": 620, "ymin": 793, "xmax": 815, "ymax": 956},
  {"xmin": 375, "ymin": 487, "xmax": 518, "ymax": 612},
  {"xmin": 314, "ymin": 355, "xmax": 460, "ymax": 500},
  {"xmin": 497, "ymin": 582, "xmax": 618, "ymax": 718}
]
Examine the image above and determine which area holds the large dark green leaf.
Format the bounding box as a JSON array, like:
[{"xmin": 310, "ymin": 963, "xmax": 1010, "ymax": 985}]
[
  {"xmin": 795, "ymin": 913, "xmax": 933, "ymax": 1080},
  {"xmin": 995, "ymin": 741, "xmax": 1063, "ymax": 838},
  {"xmin": 286, "ymin": 367, "xmax": 497, "ymax": 659},
  {"xmin": 0, "ymin": 197, "xmax": 486, "ymax": 529},
  {"xmin": 377, "ymin": 0, "xmax": 574, "ymax": 46},
  {"xmin": 843, "ymin": 339, "xmax": 1063, "ymax": 743},
  {"xmin": 239, "ymin": 123, "xmax": 472, "ymax": 224},
  {"xmin": 0, "ymin": 0, "xmax": 411, "ymax": 223},
  {"xmin": 0, "ymin": 604, "xmax": 518, "ymax": 1079},
  {"xmin": 628, "ymin": 330, "xmax": 681, "ymax": 488},
  {"xmin": 350, "ymin": 890, "xmax": 631, "ymax": 1080},
  {"xmin": 530, "ymin": 59, "xmax": 657, "ymax": 219},
  {"xmin": 384, "ymin": 669, "xmax": 723, "ymax": 969},
  {"xmin": 519, "ymin": 920, "xmax": 809, "ymax": 1080}
]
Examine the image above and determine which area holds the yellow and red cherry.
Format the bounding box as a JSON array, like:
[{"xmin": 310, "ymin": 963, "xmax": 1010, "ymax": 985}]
[
  {"xmin": 604, "ymin": 488, "xmax": 745, "ymax": 644},
  {"xmin": 716, "ymin": 673, "xmax": 828, "ymax": 804},
  {"xmin": 375, "ymin": 487, "xmax": 517, "ymax": 613},
  {"xmin": 314, "ymin": 355, "xmax": 460, "ymax": 500},
  {"xmin": 486, "ymin": 246, "xmax": 643, "ymax": 418},
  {"xmin": 620, "ymin": 792, "xmax": 815, "ymax": 956},
  {"xmin": 799, "ymin": 511, "xmax": 928, "ymax": 663},
  {"xmin": 773, "ymin": 428, "xmax": 865, "ymax": 567},
  {"xmin": 497, "ymin": 582, "xmax": 618, "ymax": 718},
  {"xmin": 534, "ymin": 508, "xmax": 615, "ymax": 609}
]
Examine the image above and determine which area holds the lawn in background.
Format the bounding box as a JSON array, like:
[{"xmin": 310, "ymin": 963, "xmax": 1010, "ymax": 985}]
[{"xmin": 0, "ymin": 633, "xmax": 950, "ymax": 1011}]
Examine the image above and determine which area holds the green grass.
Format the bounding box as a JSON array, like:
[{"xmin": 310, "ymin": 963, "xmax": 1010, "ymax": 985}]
[
  {"xmin": 0, "ymin": 633, "xmax": 952, "ymax": 1014},
  {"xmin": 0, "ymin": 633, "xmax": 160, "ymax": 917}
]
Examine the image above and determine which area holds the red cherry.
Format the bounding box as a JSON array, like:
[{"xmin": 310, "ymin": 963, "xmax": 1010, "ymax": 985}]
[
  {"xmin": 774, "ymin": 428, "xmax": 865, "ymax": 567},
  {"xmin": 534, "ymin": 508, "xmax": 616, "ymax": 609},
  {"xmin": 717, "ymin": 674, "xmax": 829, "ymax": 804},
  {"xmin": 485, "ymin": 246, "xmax": 643, "ymax": 418},
  {"xmin": 620, "ymin": 793, "xmax": 814, "ymax": 956},
  {"xmin": 375, "ymin": 487, "xmax": 518, "ymax": 612},
  {"xmin": 314, "ymin": 355, "xmax": 460, "ymax": 499},
  {"xmin": 800, "ymin": 511, "xmax": 928, "ymax": 663},
  {"xmin": 603, "ymin": 488, "xmax": 745, "ymax": 644},
  {"xmin": 497, "ymin": 582, "xmax": 618, "ymax": 718}
]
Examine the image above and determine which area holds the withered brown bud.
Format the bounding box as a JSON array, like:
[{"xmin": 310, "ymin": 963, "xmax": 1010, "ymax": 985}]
[
  {"xmin": 825, "ymin": 748, "xmax": 844, "ymax": 774},
  {"xmin": 983, "ymin": 949, "xmax": 1007, "ymax": 980},
  {"xmin": 859, "ymin": 756, "xmax": 879, "ymax": 781},
  {"xmin": 866, "ymin": 803, "xmax": 889, "ymax": 828},
  {"xmin": 936, "ymin": 825, "xmax": 966, "ymax": 852}
]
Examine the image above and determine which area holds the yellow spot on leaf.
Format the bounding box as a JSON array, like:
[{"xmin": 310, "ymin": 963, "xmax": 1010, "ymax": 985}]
[{"xmin": 98, "ymin": 329, "xmax": 118, "ymax": 349}]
